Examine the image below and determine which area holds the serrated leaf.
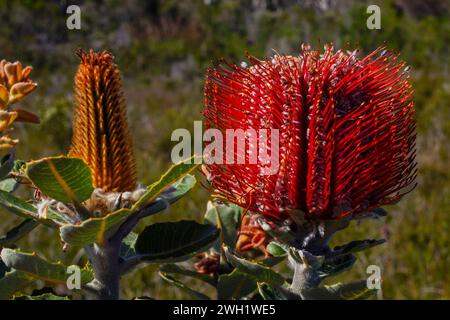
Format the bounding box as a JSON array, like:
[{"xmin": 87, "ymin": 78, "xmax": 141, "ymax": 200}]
[
  {"xmin": 60, "ymin": 208, "xmax": 131, "ymax": 247},
  {"xmin": 132, "ymin": 156, "xmax": 200, "ymax": 210},
  {"xmin": 26, "ymin": 156, "xmax": 94, "ymax": 204},
  {"xmin": 134, "ymin": 220, "xmax": 219, "ymax": 263},
  {"xmin": 0, "ymin": 248, "xmax": 93, "ymax": 285},
  {"xmin": 204, "ymin": 202, "xmax": 242, "ymax": 252},
  {"xmin": 302, "ymin": 281, "xmax": 377, "ymax": 300},
  {"xmin": 223, "ymin": 246, "xmax": 285, "ymax": 287},
  {"xmin": 14, "ymin": 293, "xmax": 69, "ymax": 300},
  {"xmin": 0, "ymin": 219, "xmax": 39, "ymax": 246},
  {"xmin": 217, "ymin": 269, "xmax": 257, "ymax": 299},
  {"xmin": 160, "ymin": 263, "xmax": 216, "ymax": 287},
  {"xmin": 0, "ymin": 189, "xmax": 66, "ymax": 228},
  {"xmin": 160, "ymin": 272, "xmax": 210, "ymax": 300}
]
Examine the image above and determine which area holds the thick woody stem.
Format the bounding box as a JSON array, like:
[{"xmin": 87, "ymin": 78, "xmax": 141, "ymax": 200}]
[
  {"xmin": 286, "ymin": 217, "xmax": 351, "ymax": 299},
  {"xmin": 84, "ymin": 242, "xmax": 121, "ymax": 300}
]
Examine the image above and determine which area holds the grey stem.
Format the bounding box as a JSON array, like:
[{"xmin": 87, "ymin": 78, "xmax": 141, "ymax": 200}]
[
  {"xmin": 286, "ymin": 216, "xmax": 351, "ymax": 299},
  {"xmin": 84, "ymin": 242, "xmax": 121, "ymax": 300}
]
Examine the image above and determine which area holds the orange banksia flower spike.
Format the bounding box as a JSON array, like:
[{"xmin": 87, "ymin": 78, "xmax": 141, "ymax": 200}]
[{"xmin": 69, "ymin": 49, "xmax": 137, "ymax": 192}]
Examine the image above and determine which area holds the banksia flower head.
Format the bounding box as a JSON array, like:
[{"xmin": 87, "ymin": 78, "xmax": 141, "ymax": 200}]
[
  {"xmin": 69, "ymin": 49, "xmax": 137, "ymax": 193},
  {"xmin": 203, "ymin": 44, "xmax": 417, "ymax": 220}
]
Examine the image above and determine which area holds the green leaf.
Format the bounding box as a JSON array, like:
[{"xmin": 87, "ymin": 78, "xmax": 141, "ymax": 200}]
[
  {"xmin": 223, "ymin": 246, "xmax": 285, "ymax": 287},
  {"xmin": 266, "ymin": 242, "xmax": 288, "ymax": 257},
  {"xmin": 135, "ymin": 174, "xmax": 197, "ymax": 216},
  {"xmin": 331, "ymin": 239, "xmax": 386, "ymax": 258},
  {"xmin": 217, "ymin": 269, "xmax": 257, "ymax": 299},
  {"xmin": 14, "ymin": 293, "xmax": 70, "ymax": 300},
  {"xmin": 302, "ymin": 281, "xmax": 378, "ymax": 300},
  {"xmin": 257, "ymin": 283, "xmax": 287, "ymax": 300},
  {"xmin": 0, "ymin": 269, "xmax": 35, "ymax": 300},
  {"xmin": 0, "ymin": 189, "xmax": 66, "ymax": 227},
  {"xmin": 132, "ymin": 156, "xmax": 200, "ymax": 210},
  {"xmin": 319, "ymin": 254, "xmax": 356, "ymax": 278},
  {"xmin": 0, "ymin": 248, "xmax": 93, "ymax": 285},
  {"xmin": 204, "ymin": 202, "xmax": 243, "ymax": 252},
  {"xmin": 0, "ymin": 177, "xmax": 19, "ymax": 192},
  {"xmin": 159, "ymin": 272, "xmax": 210, "ymax": 300},
  {"xmin": 0, "ymin": 219, "xmax": 39, "ymax": 246},
  {"xmin": 26, "ymin": 156, "xmax": 94, "ymax": 203},
  {"xmin": 134, "ymin": 220, "xmax": 219, "ymax": 263},
  {"xmin": 60, "ymin": 208, "xmax": 131, "ymax": 247},
  {"xmin": 160, "ymin": 263, "xmax": 216, "ymax": 287}
]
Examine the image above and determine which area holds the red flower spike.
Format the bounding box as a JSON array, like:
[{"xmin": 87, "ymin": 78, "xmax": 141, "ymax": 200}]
[{"xmin": 202, "ymin": 44, "xmax": 417, "ymax": 220}]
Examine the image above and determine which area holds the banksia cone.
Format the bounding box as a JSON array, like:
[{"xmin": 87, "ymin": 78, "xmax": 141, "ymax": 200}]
[
  {"xmin": 203, "ymin": 44, "xmax": 417, "ymax": 220},
  {"xmin": 69, "ymin": 50, "xmax": 137, "ymax": 192}
]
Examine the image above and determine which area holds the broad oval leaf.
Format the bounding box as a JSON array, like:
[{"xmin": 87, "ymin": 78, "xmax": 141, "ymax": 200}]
[
  {"xmin": 26, "ymin": 156, "xmax": 94, "ymax": 203},
  {"xmin": 0, "ymin": 248, "xmax": 93, "ymax": 285},
  {"xmin": 134, "ymin": 220, "xmax": 219, "ymax": 263}
]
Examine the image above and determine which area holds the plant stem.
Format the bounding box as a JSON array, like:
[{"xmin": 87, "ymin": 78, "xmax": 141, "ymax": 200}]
[
  {"xmin": 286, "ymin": 217, "xmax": 351, "ymax": 299},
  {"xmin": 84, "ymin": 243, "xmax": 120, "ymax": 300}
]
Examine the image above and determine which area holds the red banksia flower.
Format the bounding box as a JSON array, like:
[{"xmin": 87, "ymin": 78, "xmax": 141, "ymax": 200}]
[
  {"xmin": 203, "ymin": 44, "xmax": 417, "ymax": 220},
  {"xmin": 69, "ymin": 49, "xmax": 137, "ymax": 193}
]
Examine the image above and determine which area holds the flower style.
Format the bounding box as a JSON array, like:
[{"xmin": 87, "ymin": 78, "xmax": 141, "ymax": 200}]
[{"xmin": 203, "ymin": 44, "xmax": 417, "ymax": 220}]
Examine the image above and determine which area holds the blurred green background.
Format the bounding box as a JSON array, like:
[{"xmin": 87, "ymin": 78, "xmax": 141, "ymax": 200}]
[{"xmin": 0, "ymin": 0, "xmax": 448, "ymax": 299}]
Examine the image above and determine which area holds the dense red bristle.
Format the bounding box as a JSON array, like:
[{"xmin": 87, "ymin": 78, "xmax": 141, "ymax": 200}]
[{"xmin": 202, "ymin": 44, "xmax": 416, "ymax": 220}]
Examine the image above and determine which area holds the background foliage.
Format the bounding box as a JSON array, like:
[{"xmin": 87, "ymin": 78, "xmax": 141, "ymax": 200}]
[{"xmin": 0, "ymin": 0, "xmax": 448, "ymax": 299}]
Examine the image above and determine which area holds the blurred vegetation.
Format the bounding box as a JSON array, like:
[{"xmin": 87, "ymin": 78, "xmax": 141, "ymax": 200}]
[{"xmin": 0, "ymin": 0, "xmax": 448, "ymax": 299}]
